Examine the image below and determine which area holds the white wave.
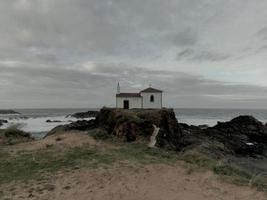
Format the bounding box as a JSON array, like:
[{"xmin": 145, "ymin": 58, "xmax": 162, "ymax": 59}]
[{"xmin": 1, "ymin": 116, "xmax": 94, "ymax": 133}]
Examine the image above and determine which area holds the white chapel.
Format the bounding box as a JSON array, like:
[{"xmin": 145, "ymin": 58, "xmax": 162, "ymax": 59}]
[{"xmin": 116, "ymin": 83, "xmax": 163, "ymax": 109}]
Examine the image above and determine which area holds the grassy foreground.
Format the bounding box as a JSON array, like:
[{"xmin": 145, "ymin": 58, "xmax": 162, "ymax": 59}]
[
  {"xmin": 0, "ymin": 128, "xmax": 267, "ymax": 194},
  {"xmin": 180, "ymin": 150, "xmax": 267, "ymax": 192},
  {"xmin": 0, "ymin": 131, "xmax": 178, "ymax": 185}
]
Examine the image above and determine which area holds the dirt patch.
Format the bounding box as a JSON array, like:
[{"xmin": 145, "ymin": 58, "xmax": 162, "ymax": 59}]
[
  {"xmin": 7, "ymin": 131, "xmax": 98, "ymax": 153},
  {"xmin": 2, "ymin": 162, "xmax": 266, "ymax": 200},
  {"xmin": 1, "ymin": 132, "xmax": 266, "ymax": 200}
]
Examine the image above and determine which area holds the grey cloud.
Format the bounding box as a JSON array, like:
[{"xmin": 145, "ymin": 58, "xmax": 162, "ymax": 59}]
[
  {"xmin": 162, "ymin": 29, "xmax": 198, "ymax": 47},
  {"xmin": 0, "ymin": 0, "xmax": 267, "ymax": 108},
  {"xmin": 257, "ymin": 27, "xmax": 267, "ymax": 40},
  {"xmin": 256, "ymin": 44, "xmax": 267, "ymax": 53},
  {"xmin": 1, "ymin": 63, "xmax": 267, "ymax": 108},
  {"xmin": 177, "ymin": 48, "xmax": 230, "ymax": 62},
  {"xmin": 0, "ymin": 0, "xmax": 224, "ymax": 61}
]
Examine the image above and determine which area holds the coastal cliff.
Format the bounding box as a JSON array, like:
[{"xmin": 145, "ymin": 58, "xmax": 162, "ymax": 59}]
[
  {"xmin": 47, "ymin": 108, "xmax": 267, "ymax": 158},
  {"xmin": 47, "ymin": 108, "xmax": 183, "ymax": 150}
]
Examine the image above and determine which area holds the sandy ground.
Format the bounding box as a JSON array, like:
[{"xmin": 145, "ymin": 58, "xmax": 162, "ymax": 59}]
[
  {"xmin": 4, "ymin": 163, "xmax": 266, "ymax": 200},
  {"xmin": 2, "ymin": 132, "xmax": 267, "ymax": 200}
]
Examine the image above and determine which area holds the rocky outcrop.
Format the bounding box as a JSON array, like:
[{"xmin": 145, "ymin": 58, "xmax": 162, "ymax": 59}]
[
  {"xmin": 0, "ymin": 119, "xmax": 8, "ymax": 127},
  {"xmin": 206, "ymin": 116, "xmax": 267, "ymax": 156},
  {"xmin": 180, "ymin": 115, "xmax": 267, "ymax": 158},
  {"xmin": 69, "ymin": 111, "xmax": 99, "ymax": 119},
  {"xmin": 45, "ymin": 119, "xmax": 97, "ymax": 137},
  {"xmin": 46, "ymin": 108, "xmax": 183, "ymax": 150},
  {"xmin": 46, "ymin": 107, "xmax": 267, "ymax": 157},
  {"xmin": 96, "ymin": 108, "xmax": 183, "ymax": 150},
  {"xmin": 46, "ymin": 120, "xmax": 63, "ymax": 123}
]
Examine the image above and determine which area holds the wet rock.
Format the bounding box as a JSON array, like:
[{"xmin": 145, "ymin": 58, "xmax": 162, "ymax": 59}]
[
  {"xmin": 69, "ymin": 111, "xmax": 99, "ymax": 119},
  {"xmin": 0, "ymin": 119, "xmax": 8, "ymax": 127},
  {"xmin": 46, "ymin": 120, "xmax": 63, "ymax": 123},
  {"xmin": 0, "ymin": 119, "xmax": 8, "ymax": 124}
]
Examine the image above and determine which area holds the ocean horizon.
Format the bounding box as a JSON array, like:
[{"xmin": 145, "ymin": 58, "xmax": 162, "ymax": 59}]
[{"xmin": 1, "ymin": 107, "xmax": 267, "ymax": 139}]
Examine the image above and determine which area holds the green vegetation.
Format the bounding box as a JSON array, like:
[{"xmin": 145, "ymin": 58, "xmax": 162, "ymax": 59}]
[
  {"xmin": 180, "ymin": 150, "xmax": 216, "ymax": 169},
  {"xmin": 88, "ymin": 128, "xmax": 112, "ymax": 140},
  {"xmin": 213, "ymin": 164, "xmax": 252, "ymax": 179},
  {"xmin": 0, "ymin": 124, "xmax": 32, "ymax": 145},
  {"xmin": 1, "ymin": 130, "xmax": 267, "ymax": 193},
  {"xmin": 213, "ymin": 163, "xmax": 252, "ymax": 186},
  {"xmin": 0, "ymin": 140, "xmax": 178, "ymax": 184},
  {"xmin": 179, "ymin": 150, "xmax": 267, "ymax": 191},
  {"xmin": 111, "ymin": 143, "xmax": 179, "ymax": 165},
  {"xmin": 0, "ymin": 147, "xmax": 112, "ymax": 184},
  {"xmin": 251, "ymin": 174, "xmax": 267, "ymax": 192}
]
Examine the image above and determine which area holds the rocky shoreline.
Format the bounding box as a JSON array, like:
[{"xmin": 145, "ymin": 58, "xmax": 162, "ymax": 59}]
[
  {"xmin": 1, "ymin": 107, "xmax": 267, "ymax": 195},
  {"xmin": 45, "ymin": 108, "xmax": 267, "ymax": 175},
  {"xmin": 67, "ymin": 110, "xmax": 99, "ymax": 119},
  {"xmin": 49, "ymin": 109, "xmax": 267, "ymax": 155},
  {"xmin": 3, "ymin": 108, "xmax": 267, "ymax": 159}
]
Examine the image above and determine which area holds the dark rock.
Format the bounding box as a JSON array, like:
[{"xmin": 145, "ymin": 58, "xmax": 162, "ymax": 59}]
[
  {"xmin": 67, "ymin": 119, "xmax": 97, "ymax": 131},
  {"xmin": 46, "ymin": 120, "xmax": 62, "ymax": 123},
  {"xmin": 180, "ymin": 115, "xmax": 267, "ymax": 158},
  {"xmin": 45, "ymin": 119, "xmax": 97, "ymax": 137},
  {"xmin": 0, "ymin": 119, "xmax": 8, "ymax": 124},
  {"xmin": 69, "ymin": 111, "xmax": 99, "ymax": 119},
  {"xmin": 205, "ymin": 115, "xmax": 267, "ymax": 156},
  {"xmin": 0, "ymin": 119, "xmax": 8, "ymax": 127}
]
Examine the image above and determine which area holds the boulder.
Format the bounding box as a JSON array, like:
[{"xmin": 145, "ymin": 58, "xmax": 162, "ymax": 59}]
[
  {"xmin": 69, "ymin": 111, "xmax": 99, "ymax": 119},
  {"xmin": 180, "ymin": 116, "xmax": 267, "ymax": 157},
  {"xmin": 45, "ymin": 119, "xmax": 97, "ymax": 137},
  {"xmin": 0, "ymin": 119, "xmax": 8, "ymax": 127},
  {"xmin": 0, "ymin": 119, "xmax": 8, "ymax": 123}
]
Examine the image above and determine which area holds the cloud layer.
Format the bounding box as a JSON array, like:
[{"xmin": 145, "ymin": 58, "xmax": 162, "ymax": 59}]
[{"xmin": 0, "ymin": 0, "xmax": 267, "ymax": 108}]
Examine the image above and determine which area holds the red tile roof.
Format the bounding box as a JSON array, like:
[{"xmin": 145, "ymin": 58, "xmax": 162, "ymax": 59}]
[
  {"xmin": 116, "ymin": 93, "xmax": 141, "ymax": 97},
  {"xmin": 140, "ymin": 87, "xmax": 163, "ymax": 93}
]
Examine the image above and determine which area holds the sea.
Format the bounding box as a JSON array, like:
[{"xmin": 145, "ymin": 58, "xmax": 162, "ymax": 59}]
[{"xmin": 1, "ymin": 108, "xmax": 267, "ymax": 138}]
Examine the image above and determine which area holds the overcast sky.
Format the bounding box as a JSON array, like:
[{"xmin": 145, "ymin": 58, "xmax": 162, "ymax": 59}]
[{"xmin": 0, "ymin": 0, "xmax": 267, "ymax": 109}]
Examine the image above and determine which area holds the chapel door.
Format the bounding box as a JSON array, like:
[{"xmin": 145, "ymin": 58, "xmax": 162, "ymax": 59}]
[{"xmin": 123, "ymin": 100, "xmax": 129, "ymax": 109}]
